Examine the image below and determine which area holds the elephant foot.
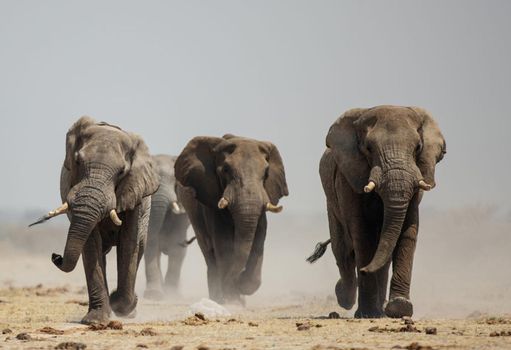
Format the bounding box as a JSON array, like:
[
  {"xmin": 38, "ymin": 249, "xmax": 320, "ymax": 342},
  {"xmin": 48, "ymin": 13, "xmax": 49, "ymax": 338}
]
[
  {"xmin": 144, "ymin": 289, "xmax": 165, "ymax": 301},
  {"xmin": 163, "ymin": 283, "xmax": 181, "ymax": 295},
  {"xmin": 354, "ymin": 307, "xmax": 385, "ymax": 319},
  {"xmin": 81, "ymin": 308, "xmax": 111, "ymax": 325},
  {"xmin": 110, "ymin": 290, "xmax": 138, "ymax": 318},
  {"xmin": 237, "ymin": 275, "xmax": 262, "ymax": 296},
  {"xmin": 385, "ymin": 297, "xmax": 413, "ymax": 318},
  {"xmin": 223, "ymin": 293, "xmax": 246, "ymax": 307},
  {"xmin": 335, "ymin": 278, "xmax": 356, "ymax": 310}
]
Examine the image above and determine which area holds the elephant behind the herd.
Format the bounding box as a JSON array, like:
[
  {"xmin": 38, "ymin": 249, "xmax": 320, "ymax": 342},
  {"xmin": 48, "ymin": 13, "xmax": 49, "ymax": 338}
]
[{"xmin": 144, "ymin": 154, "xmax": 191, "ymax": 300}]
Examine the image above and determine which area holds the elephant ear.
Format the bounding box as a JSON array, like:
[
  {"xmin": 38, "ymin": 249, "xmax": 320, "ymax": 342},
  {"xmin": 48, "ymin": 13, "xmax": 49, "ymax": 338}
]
[
  {"xmin": 410, "ymin": 107, "xmax": 446, "ymax": 189},
  {"xmin": 116, "ymin": 134, "xmax": 159, "ymax": 212},
  {"xmin": 64, "ymin": 116, "xmax": 96, "ymax": 171},
  {"xmin": 174, "ymin": 136, "xmax": 224, "ymax": 208},
  {"xmin": 326, "ymin": 108, "xmax": 370, "ymax": 193},
  {"xmin": 262, "ymin": 143, "xmax": 288, "ymax": 205}
]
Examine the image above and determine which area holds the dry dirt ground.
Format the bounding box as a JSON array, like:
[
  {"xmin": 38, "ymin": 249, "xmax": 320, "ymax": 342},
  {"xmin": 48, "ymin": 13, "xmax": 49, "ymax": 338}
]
[{"xmin": 1, "ymin": 285, "xmax": 511, "ymax": 350}]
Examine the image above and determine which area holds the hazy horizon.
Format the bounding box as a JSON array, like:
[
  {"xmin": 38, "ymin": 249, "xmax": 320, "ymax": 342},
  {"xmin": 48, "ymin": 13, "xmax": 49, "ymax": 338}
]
[{"xmin": 1, "ymin": 1, "xmax": 510, "ymax": 215}]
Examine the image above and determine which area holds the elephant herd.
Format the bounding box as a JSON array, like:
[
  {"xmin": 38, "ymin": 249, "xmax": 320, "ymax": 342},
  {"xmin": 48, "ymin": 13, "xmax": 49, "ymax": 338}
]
[{"xmin": 30, "ymin": 105, "xmax": 446, "ymax": 324}]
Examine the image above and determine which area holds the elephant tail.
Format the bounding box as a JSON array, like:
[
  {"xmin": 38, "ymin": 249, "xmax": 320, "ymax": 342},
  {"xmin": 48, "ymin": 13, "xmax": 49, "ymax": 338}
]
[
  {"xmin": 179, "ymin": 236, "xmax": 197, "ymax": 248},
  {"xmin": 306, "ymin": 239, "xmax": 331, "ymax": 263}
]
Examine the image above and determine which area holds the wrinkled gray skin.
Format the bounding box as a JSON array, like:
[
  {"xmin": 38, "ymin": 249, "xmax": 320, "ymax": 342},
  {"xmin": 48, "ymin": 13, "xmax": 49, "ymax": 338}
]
[
  {"xmin": 57, "ymin": 117, "xmax": 158, "ymax": 324},
  {"xmin": 144, "ymin": 154, "xmax": 191, "ymax": 300},
  {"xmin": 175, "ymin": 135, "xmax": 288, "ymax": 304},
  {"xmin": 320, "ymin": 106, "xmax": 445, "ymax": 318}
]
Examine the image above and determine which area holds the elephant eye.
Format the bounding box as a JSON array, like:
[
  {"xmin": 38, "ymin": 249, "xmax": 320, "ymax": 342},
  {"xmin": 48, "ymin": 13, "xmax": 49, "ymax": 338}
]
[
  {"xmin": 221, "ymin": 164, "xmax": 231, "ymax": 175},
  {"xmin": 118, "ymin": 166, "xmax": 128, "ymax": 177},
  {"xmin": 74, "ymin": 151, "xmax": 82, "ymax": 165},
  {"xmin": 415, "ymin": 142, "xmax": 423, "ymax": 154}
]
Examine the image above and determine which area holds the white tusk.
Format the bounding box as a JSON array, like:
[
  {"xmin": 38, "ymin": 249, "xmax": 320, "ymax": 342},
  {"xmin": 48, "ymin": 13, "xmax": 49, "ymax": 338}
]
[
  {"xmin": 364, "ymin": 181, "xmax": 376, "ymax": 193},
  {"xmin": 110, "ymin": 209, "xmax": 122, "ymax": 226},
  {"xmin": 49, "ymin": 202, "xmax": 69, "ymax": 217},
  {"xmin": 266, "ymin": 202, "xmax": 283, "ymax": 213},
  {"xmin": 171, "ymin": 201, "xmax": 181, "ymax": 214},
  {"xmin": 418, "ymin": 180, "xmax": 432, "ymax": 191},
  {"xmin": 218, "ymin": 197, "xmax": 229, "ymax": 209}
]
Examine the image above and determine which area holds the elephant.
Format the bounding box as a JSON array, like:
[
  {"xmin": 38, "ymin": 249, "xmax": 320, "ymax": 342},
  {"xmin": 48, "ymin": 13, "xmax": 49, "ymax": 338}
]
[
  {"xmin": 174, "ymin": 134, "xmax": 288, "ymax": 304},
  {"xmin": 312, "ymin": 106, "xmax": 446, "ymax": 318},
  {"xmin": 144, "ymin": 154, "xmax": 192, "ymax": 300},
  {"xmin": 29, "ymin": 116, "xmax": 158, "ymax": 324}
]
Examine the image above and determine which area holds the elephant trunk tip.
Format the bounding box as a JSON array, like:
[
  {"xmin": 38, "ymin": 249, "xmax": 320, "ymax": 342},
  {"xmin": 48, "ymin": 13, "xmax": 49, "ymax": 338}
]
[
  {"xmin": 51, "ymin": 253, "xmax": 76, "ymax": 273},
  {"xmin": 359, "ymin": 261, "xmax": 383, "ymax": 275}
]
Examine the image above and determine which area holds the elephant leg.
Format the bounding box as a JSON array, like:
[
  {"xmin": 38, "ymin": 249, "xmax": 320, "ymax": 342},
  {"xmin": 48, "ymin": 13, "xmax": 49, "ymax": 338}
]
[
  {"xmin": 385, "ymin": 196, "xmax": 419, "ymax": 318},
  {"xmin": 176, "ymin": 187, "xmax": 223, "ymax": 302},
  {"xmin": 144, "ymin": 197, "xmax": 168, "ymax": 300},
  {"xmin": 328, "ymin": 208, "xmax": 357, "ymax": 310},
  {"xmin": 163, "ymin": 214, "xmax": 189, "ymax": 295},
  {"xmin": 111, "ymin": 198, "xmax": 150, "ymax": 318},
  {"xmin": 337, "ymin": 183, "xmax": 383, "ymax": 318},
  {"xmin": 375, "ymin": 260, "xmax": 390, "ymax": 309},
  {"xmin": 81, "ymin": 229, "xmax": 111, "ymax": 324},
  {"xmin": 144, "ymin": 220, "xmax": 164, "ymax": 300},
  {"xmin": 195, "ymin": 219, "xmax": 222, "ymax": 302},
  {"xmin": 164, "ymin": 247, "xmax": 185, "ymax": 293},
  {"xmin": 238, "ymin": 214, "xmax": 267, "ymax": 296},
  {"xmin": 215, "ymin": 236, "xmax": 238, "ymax": 304},
  {"xmin": 353, "ymin": 246, "xmax": 383, "ymax": 318},
  {"xmin": 204, "ymin": 252, "xmax": 222, "ymax": 303}
]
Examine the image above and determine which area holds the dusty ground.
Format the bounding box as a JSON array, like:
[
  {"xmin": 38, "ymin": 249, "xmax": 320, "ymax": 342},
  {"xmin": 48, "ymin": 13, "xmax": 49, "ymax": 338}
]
[
  {"xmin": 1, "ymin": 285, "xmax": 511, "ymax": 350},
  {"xmin": 2, "ymin": 209, "xmax": 511, "ymax": 349}
]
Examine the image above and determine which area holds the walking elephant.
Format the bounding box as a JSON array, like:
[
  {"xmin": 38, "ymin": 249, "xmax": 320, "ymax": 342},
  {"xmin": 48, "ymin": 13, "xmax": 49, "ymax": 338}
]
[
  {"xmin": 312, "ymin": 106, "xmax": 446, "ymax": 318},
  {"xmin": 144, "ymin": 154, "xmax": 191, "ymax": 300},
  {"xmin": 175, "ymin": 134, "xmax": 288, "ymax": 304},
  {"xmin": 30, "ymin": 116, "xmax": 158, "ymax": 324}
]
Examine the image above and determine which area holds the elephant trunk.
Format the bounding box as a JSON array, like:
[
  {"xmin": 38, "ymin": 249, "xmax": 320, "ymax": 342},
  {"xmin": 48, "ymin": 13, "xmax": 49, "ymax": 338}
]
[
  {"xmin": 54, "ymin": 167, "xmax": 115, "ymax": 273},
  {"xmin": 360, "ymin": 169, "xmax": 414, "ymax": 275},
  {"xmin": 148, "ymin": 188, "xmax": 172, "ymax": 234},
  {"xmin": 228, "ymin": 198, "xmax": 263, "ymax": 295}
]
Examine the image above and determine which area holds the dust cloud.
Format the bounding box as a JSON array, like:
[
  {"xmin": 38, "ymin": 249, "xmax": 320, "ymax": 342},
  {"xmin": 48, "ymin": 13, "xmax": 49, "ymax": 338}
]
[{"xmin": 1, "ymin": 204, "xmax": 510, "ymax": 321}]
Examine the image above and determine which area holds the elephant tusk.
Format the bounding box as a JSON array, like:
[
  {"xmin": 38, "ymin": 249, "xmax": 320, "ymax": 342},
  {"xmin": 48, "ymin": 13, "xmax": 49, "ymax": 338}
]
[
  {"xmin": 218, "ymin": 197, "xmax": 229, "ymax": 209},
  {"xmin": 28, "ymin": 202, "xmax": 69, "ymax": 227},
  {"xmin": 49, "ymin": 202, "xmax": 69, "ymax": 216},
  {"xmin": 110, "ymin": 209, "xmax": 122, "ymax": 226},
  {"xmin": 364, "ymin": 181, "xmax": 376, "ymax": 193},
  {"xmin": 266, "ymin": 202, "xmax": 283, "ymax": 213},
  {"xmin": 171, "ymin": 201, "xmax": 181, "ymax": 214},
  {"xmin": 418, "ymin": 180, "xmax": 432, "ymax": 191}
]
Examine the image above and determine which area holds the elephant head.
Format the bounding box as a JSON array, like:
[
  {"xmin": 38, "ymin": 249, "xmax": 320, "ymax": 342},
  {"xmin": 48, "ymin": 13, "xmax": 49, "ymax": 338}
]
[
  {"xmin": 49, "ymin": 116, "xmax": 158, "ymax": 272},
  {"xmin": 151, "ymin": 154, "xmax": 185, "ymax": 216},
  {"xmin": 175, "ymin": 134, "xmax": 288, "ymax": 293},
  {"xmin": 327, "ymin": 106, "xmax": 446, "ymax": 274}
]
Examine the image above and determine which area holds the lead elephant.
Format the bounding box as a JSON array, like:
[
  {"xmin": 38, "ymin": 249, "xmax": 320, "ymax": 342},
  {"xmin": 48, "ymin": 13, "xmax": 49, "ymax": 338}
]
[
  {"xmin": 175, "ymin": 134, "xmax": 288, "ymax": 304},
  {"xmin": 314, "ymin": 106, "xmax": 446, "ymax": 318},
  {"xmin": 144, "ymin": 154, "xmax": 191, "ymax": 300},
  {"xmin": 30, "ymin": 116, "xmax": 158, "ymax": 324}
]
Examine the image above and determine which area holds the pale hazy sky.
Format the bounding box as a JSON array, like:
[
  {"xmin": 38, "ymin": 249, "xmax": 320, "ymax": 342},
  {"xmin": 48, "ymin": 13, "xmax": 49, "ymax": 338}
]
[{"xmin": 1, "ymin": 1, "xmax": 510, "ymax": 214}]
